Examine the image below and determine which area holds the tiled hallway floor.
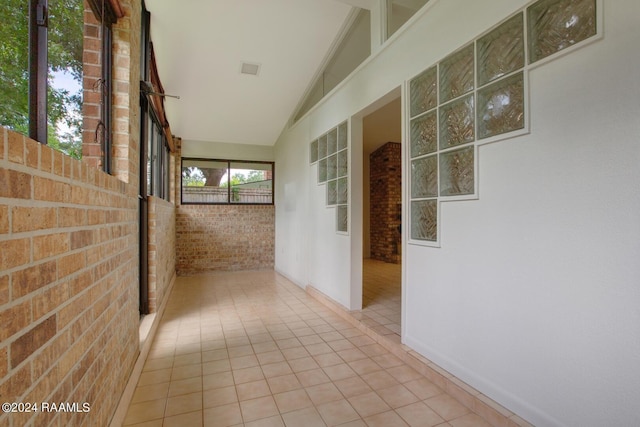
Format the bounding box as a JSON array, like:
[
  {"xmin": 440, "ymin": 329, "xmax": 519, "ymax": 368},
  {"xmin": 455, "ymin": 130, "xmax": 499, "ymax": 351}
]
[
  {"xmin": 359, "ymin": 259, "xmax": 401, "ymax": 341},
  {"xmin": 123, "ymin": 270, "xmax": 492, "ymax": 427}
]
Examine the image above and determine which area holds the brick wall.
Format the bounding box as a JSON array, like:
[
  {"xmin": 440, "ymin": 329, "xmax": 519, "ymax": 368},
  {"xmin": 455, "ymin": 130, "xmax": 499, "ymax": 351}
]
[
  {"xmin": 370, "ymin": 142, "xmax": 402, "ymax": 264},
  {"xmin": 176, "ymin": 205, "xmax": 275, "ymax": 275},
  {"xmin": 173, "ymin": 139, "xmax": 275, "ymax": 275},
  {"xmin": 82, "ymin": 1, "xmax": 140, "ymax": 186},
  {"xmin": 0, "ymin": 129, "xmax": 140, "ymax": 427},
  {"xmin": 148, "ymin": 196, "xmax": 175, "ymax": 312},
  {"xmin": 82, "ymin": 7, "xmax": 103, "ymax": 169}
]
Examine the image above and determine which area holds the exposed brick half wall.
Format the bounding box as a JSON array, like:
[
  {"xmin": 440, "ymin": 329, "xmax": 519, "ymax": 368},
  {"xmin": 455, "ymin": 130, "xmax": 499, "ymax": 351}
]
[
  {"xmin": 0, "ymin": 128, "xmax": 140, "ymax": 427},
  {"xmin": 176, "ymin": 204, "xmax": 275, "ymax": 275}
]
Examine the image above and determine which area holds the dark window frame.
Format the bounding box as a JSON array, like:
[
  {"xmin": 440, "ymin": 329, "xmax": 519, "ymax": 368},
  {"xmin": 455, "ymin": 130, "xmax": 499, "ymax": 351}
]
[
  {"xmin": 181, "ymin": 158, "xmax": 275, "ymax": 206},
  {"xmin": 86, "ymin": 0, "xmax": 119, "ymax": 174}
]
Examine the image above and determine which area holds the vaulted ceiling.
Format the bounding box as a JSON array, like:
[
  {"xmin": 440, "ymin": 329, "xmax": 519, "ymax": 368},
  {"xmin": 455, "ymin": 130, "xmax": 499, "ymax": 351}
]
[{"xmin": 145, "ymin": 0, "xmax": 354, "ymax": 146}]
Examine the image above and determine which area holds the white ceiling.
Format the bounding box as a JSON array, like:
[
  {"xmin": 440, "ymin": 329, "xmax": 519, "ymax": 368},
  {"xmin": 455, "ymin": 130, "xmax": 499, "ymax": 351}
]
[{"xmin": 145, "ymin": 0, "xmax": 353, "ymax": 146}]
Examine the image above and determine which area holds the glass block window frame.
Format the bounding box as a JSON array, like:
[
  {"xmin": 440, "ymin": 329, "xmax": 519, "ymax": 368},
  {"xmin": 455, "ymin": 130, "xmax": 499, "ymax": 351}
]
[
  {"xmin": 408, "ymin": 0, "xmax": 601, "ymax": 246},
  {"xmin": 310, "ymin": 120, "xmax": 350, "ymax": 234}
]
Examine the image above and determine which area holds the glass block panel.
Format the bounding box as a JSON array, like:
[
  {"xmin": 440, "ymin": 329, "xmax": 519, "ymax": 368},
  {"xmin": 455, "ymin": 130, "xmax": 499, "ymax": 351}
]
[
  {"xmin": 337, "ymin": 149, "xmax": 348, "ymax": 178},
  {"xmin": 327, "ymin": 180, "xmax": 337, "ymax": 205},
  {"xmin": 310, "ymin": 139, "xmax": 319, "ymax": 163},
  {"xmin": 439, "ymin": 146, "xmax": 474, "ymax": 196},
  {"xmin": 411, "ymin": 200, "xmax": 437, "ymax": 241},
  {"xmin": 337, "ymin": 205, "xmax": 348, "ymax": 232},
  {"xmin": 337, "ymin": 177, "xmax": 348, "ymax": 204},
  {"xmin": 440, "ymin": 44, "xmax": 474, "ymax": 103},
  {"xmin": 410, "ymin": 111, "xmax": 437, "ymax": 158},
  {"xmin": 327, "ymin": 129, "xmax": 338, "ymax": 155},
  {"xmin": 318, "ymin": 158, "xmax": 327, "ymax": 183},
  {"xmin": 439, "ymin": 94, "xmax": 474, "ymax": 149},
  {"xmin": 478, "ymin": 72, "xmax": 525, "ymax": 139},
  {"xmin": 477, "ymin": 14, "xmax": 524, "ymax": 86},
  {"xmin": 528, "ymin": 0, "xmax": 596, "ymax": 63},
  {"xmin": 338, "ymin": 121, "xmax": 348, "ymax": 150},
  {"xmin": 318, "ymin": 135, "xmax": 327, "ymax": 159},
  {"xmin": 411, "ymin": 155, "xmax": 438, "ymax": 198},
  {"xmin": 327, "ymin": 154, "xmax": 338, "ymax": 180},
  {"xmin": 410, "ymin": 66, "xmax": 437, "ymax": 117}
]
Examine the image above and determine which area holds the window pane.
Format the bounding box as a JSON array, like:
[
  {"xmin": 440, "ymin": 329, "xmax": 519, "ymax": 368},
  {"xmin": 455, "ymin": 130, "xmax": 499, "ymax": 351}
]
[
  {"xmin": 387, "ymin": 0, "xmax": 430, "ymax": 39},
  {"xmin": 0, "ymin": 2, "xmax": 30, "ymax": 135},
  {"xmin": 182, "ymin": 159, "xmax": 228, "ymax": 204},
  {"xmin": 528, "ymin": 0, "xmax": 596, "ymax": 63},
  {"xmin": 229, "ymin": 162, "xmax": 273, "ymax": 204},
  {"xmin": 147, "ymin": 119, "xmax": 154, "ymax": 195},
  {"xmin": 48, "ymin": 0, "xmax": 84, "ymax": 158},
  {"xmin": 295, "ymin": 9, "xmax": 370, "ymax": 121}
]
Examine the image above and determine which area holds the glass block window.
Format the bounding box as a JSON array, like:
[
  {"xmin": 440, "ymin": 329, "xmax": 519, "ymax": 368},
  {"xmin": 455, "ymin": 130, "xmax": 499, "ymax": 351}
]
[
  {"xmin": 439, "ymin": 44, "xmax": 474, "ymax": 104},
  {"xmin": 408, "ymin": 0, "xmax": 599, "ymax": 245},
  {"xmin": 477, "ymin": 14, "xmax": 525, "ymax": 86},
  {"xmin": 477, "ymin": 72, "xmax": 525, "ymax": 139},
  {"xmin": 310, "ymin": 121, "xmax": 349, "ymax": 233},
  {"xmin": 528, "ymin": 0, "xmax": 596, "ymax": 64}
]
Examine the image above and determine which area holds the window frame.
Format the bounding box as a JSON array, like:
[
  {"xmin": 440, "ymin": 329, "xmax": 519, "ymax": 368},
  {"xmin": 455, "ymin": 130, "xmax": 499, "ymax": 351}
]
[
  {"xmin": 85, "ymin": 0, "xmax": 120, "ymax": 174},
  {"xmin": 181, "ymin": 158, "xmax": 275, "ymax": 206}
]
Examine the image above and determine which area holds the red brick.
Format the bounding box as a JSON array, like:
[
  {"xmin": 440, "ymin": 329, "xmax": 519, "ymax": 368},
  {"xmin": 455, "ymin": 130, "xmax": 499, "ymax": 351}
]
[
  {"xmin": 25, "ymin": 138, "xmax": 40, "ymax": 169},
  {"xmin": 1, "ymin": 363, "xmax": 31, "ymax": 401},
  {"xmin": 11, "ymin": 315, "xmax": 57, "ymax": 368},
  {"xmin": 34, "ymin": 176, "xmax": 70, "ymax": 203},
  {"xmin": 0, "ymin": 275, "xmax": 8, "ymax": 305},
  {"xmin": 58, "ymin": 252, "xmax": 86, "ymax": 278},
  {"xmin": 12, "ymin": 260, "xmax": 57, "ymax": 298},
  {"xmin": 12, "ymin": 206, "xmax": 57, "ymax": 233},
  {"xmin": 0, "ymin": 168, "xmax": 32, "ymax": 199},
  {"xmin": 0, "ymin": 204, "xmax": 8, "ymax": 234},
  {"xmin": 53, "ymin": 150, "xmax": 64, "ymax": 176},
  {"xmin": 40, "ymin": 144, "xmax": 53, "ymax": 172},
  {"xmin": 0, "ymin": 299, "xmax": 31, "ymax": 341},
  {"xmin": 33, "ymin": 281, "xmax": 69, "ymax": 320},
  {"xmin": 0, "ymin": 346, "xmax": 7, "ymax": 378},
  {"xmin": 0, "ymin": 238, "xmax": 31, "ymax": 270},
  {"xmin": 0, "ymin": 128, "xmax": 5, "ymax": 159},
  {"xmin": 87, "ymin": 209, "xmax": 105, "ymax": 225},
  {"xmin": 70, "ymin": 230, "xmax": 94, "ymax": 250},
  {"xmin": 59, "ymin": 207, "xmax": 87, "ymax": 227},
  {"xmin": 33, "ymin": 233, "xmax": 70, "ymax": 261},
  {"xmin": 7, "ymin": 130, "xmax": 25, "ymax": 164}
]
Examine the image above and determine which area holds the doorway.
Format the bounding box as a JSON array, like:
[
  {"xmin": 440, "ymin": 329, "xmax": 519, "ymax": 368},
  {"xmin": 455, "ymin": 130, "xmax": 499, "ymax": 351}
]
[{"xmin": 361, "ymin": 95, "xmax": 402, "ymax": 340}]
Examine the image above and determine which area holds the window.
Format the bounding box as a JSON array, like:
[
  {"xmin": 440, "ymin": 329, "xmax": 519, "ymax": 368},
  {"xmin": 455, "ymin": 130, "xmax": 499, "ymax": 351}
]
[
  {"xmin": 408, "ymin": 0, "xmax": 599, "ymax": 245},
  {"xmin": 84, "ymin": 0, "xmax": 123, "ymax": 173},
  {"xmin": 309, "ymin": 121, "xmax": 349, "ymax": 233},
  {"xmin": 294, "ymin": 9, "xmax": 370, "ymax": 121},
  {"xmin": 0, "ymin": 0, "xmax": 86, "ymax": 159},
  {"xmin": 147, "ymin": 111, "xmax": 170, "ymax": 200},
  {"xmin": 140, "ymin": 2, "xmax": 173, "ymax": 201},
  {"xmin": 181, "ymin": 159, "xmax": 274, "ymax": 205},
  {"xmin": 386, "ymin": 0, "xmax": 430, "ymax": 39}
]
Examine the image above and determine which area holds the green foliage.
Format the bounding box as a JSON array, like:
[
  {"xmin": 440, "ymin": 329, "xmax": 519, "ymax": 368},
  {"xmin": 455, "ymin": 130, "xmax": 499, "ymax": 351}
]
[
  {"xmin": 182, "ymin": 167, "xmax": 205, "ymax": 187},
  {"xmin": 0, "ymin": 0, "xmax": 84, "ymax": 159}
]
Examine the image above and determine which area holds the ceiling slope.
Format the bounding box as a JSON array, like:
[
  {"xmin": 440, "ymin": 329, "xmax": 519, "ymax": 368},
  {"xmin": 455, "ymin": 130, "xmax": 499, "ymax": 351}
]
[{"xmin": 145, "ymin": 0, "xmax": 352, "ymax": 146}]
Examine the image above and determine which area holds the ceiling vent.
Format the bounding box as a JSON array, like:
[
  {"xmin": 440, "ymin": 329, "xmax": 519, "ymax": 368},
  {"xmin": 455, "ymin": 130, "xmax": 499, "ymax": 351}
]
[{"xmin": 240, "ymin": 62, "xmax": 261, "ymax": 76}]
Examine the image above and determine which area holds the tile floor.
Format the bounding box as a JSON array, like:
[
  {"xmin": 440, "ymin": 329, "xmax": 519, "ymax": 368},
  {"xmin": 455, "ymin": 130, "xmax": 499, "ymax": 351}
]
[
  {"xmin": 359, "ymin": 259, "xmax": 401, "ymax": 341},
  {"xmin": 123, "ymin": 268, "xmax": 493, "ymax": 427}
]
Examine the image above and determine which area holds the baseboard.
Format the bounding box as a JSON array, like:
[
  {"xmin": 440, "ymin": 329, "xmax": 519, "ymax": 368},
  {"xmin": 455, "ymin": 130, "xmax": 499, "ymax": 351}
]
[{"xmin": 306, "ymin": 285, "xmax": 534, "ymax": 427}]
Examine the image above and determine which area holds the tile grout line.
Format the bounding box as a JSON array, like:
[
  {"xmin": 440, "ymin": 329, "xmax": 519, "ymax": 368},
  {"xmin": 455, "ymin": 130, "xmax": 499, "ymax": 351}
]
[{"xmin": 305, "ymin": 284, "xmax": 533, "ymax": 427}]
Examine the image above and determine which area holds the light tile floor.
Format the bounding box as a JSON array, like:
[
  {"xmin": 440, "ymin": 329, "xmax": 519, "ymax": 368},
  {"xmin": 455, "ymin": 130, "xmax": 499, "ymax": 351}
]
[
  {"xmin": 359, "ymin": 259, "xmax": 401, "ymax": 340},
  {"xmin": 123, "ymin": 269, "xmax": 492, "ymax": 427}
]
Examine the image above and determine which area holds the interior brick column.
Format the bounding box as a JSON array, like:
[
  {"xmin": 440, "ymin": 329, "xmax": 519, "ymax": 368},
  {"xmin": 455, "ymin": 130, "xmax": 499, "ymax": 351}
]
[{"xmin": 369, "ymin": 142, "xmax": 402, "ymax": 264}]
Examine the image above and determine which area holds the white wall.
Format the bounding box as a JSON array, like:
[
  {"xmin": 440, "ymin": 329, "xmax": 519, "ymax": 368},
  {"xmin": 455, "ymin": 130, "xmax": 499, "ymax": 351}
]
[
  {"xmin": 182, "ymin": 139, "xmax": 274, "ymax": 161},
  {"xmin": 274, "ymin": 0, "xmax": 640, "ymax": 425}
]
